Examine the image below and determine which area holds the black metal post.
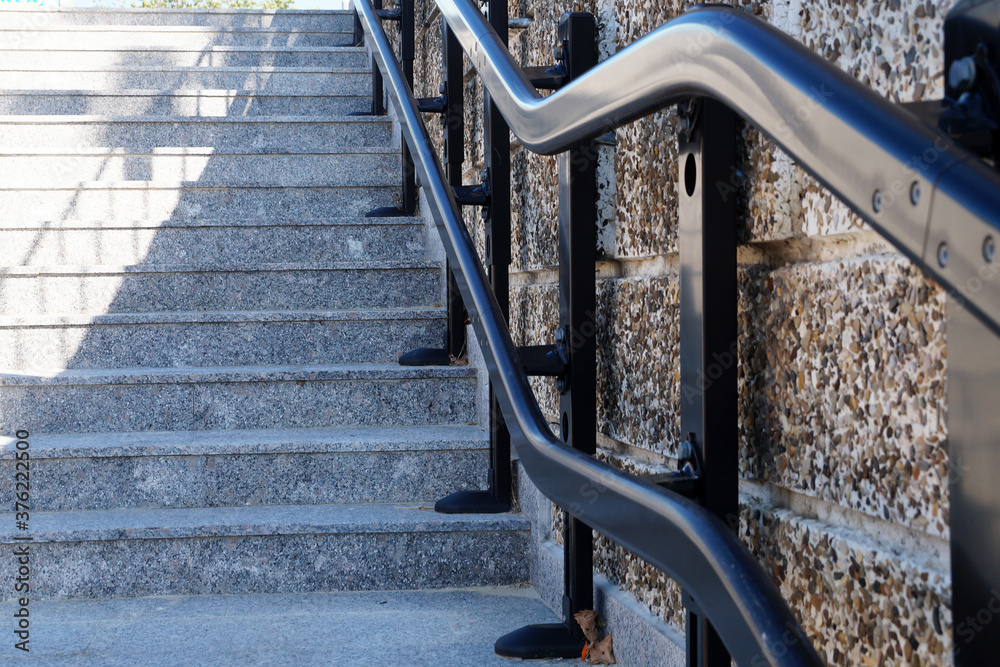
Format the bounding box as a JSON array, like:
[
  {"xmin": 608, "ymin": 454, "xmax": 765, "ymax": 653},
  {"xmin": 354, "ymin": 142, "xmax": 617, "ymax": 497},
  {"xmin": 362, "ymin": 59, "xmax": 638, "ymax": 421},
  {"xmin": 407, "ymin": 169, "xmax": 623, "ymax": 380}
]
[
  {"xmin": 398, "ymin": 0, "xmax": 417, "ymax": 214},
  {"xmin": 494, "ymin": 12, "xmax": 598, "ymax": 660},
  {"xmin": 370, "ymin": 0, "xmax": 385, "ymax": 115},
  {"xmin": 434, "ymin": 0, "xmax": 512, "ymax": 515},
  {"xmin": 352, "ymin": 6, "xmax": 364, "ymax": 47},
  {"xmin": 677, "ymin": 97, "xmax": 738, "ymax": 667},
  {"xmin": 398, "ymin": 20, "xmax": 468, "ymax": 366},
  {"xmin": 444, "ymin": 23, "xmax": 469, "ymax": 362},
  {"xmin": 366, "ymin": 1, "xmax": 415, "ymax": 218},
  {"xmin": 948, "ymin": 301, "xmax": 1000, "ymax": 665}
]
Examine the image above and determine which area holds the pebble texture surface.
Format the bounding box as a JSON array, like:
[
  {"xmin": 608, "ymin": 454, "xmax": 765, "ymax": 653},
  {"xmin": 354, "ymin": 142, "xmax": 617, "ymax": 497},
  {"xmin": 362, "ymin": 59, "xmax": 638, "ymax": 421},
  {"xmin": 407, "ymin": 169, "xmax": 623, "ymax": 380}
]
[{"xmin": 411, "ymin": 0, "xmax": 958, "ymax": 662}]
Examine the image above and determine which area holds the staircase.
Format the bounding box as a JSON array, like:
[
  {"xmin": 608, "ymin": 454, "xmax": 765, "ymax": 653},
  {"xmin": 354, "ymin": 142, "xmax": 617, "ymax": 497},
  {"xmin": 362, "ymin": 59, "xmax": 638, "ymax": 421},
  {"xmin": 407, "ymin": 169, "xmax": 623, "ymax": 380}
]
[{"xmin": 0, "ymin": 8, "xmax": 529, "ymax": 602}]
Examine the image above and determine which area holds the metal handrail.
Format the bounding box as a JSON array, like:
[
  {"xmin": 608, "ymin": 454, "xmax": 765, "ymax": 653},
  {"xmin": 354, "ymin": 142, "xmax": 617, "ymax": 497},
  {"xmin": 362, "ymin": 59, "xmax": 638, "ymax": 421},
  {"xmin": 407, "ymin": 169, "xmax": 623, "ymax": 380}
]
[
  {"xmin": 437, "ymin": 1, "xmax": 1000, "ymax": 340},
  {"xmin": 354, "ymin": 1, "xmax": 822, "ymax": 664}
]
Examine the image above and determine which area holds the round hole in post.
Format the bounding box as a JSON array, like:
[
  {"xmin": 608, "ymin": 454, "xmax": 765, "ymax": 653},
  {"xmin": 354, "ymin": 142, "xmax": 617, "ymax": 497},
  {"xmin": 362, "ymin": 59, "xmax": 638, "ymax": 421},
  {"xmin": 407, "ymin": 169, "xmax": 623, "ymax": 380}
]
[
  {"xmin": 684, "ymin": 153, "xmax": 697, "ymax": 197},
  {"xmin": 561, "ymin": 411, "xmax": 569, "ymax": 443},
  {"xmin": 485, "ymin": 234, "xmax": 492, "ymax": 261}
]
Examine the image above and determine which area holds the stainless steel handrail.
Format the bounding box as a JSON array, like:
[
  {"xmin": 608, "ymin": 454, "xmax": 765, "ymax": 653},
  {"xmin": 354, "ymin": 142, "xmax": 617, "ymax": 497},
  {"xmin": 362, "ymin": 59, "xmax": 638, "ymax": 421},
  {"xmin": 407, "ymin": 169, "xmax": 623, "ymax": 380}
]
[
  {"xmin": 354, "ymin": 1, "xmax": 822, "ymax": 664},
  {"xmin": 437, "ymin": 1, "xmax": 1000, "ymax": 339}
]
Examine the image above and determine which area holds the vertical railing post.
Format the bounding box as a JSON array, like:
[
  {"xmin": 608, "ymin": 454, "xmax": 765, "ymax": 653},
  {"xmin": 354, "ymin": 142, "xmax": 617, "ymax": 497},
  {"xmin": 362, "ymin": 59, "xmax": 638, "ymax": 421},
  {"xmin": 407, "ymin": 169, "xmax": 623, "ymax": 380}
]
[
  {"xmin": 677, "ymin": 98, "xmax": 739, "ymax": 667},
  {"xmin": 370, "ymin": 0, "xmax": 385, "ymax": 115},
  {"xmin": 352, "ymin": 5, "xmax": 364, "ymax": 47},
  {"xmin": 484, "ymin": 0, "xmax": 513, "ymax": 510},
  {"xmin": 442, "ymin": 23, "xmax": 468, "ymax": 362},
  {"xmin": 398, "ymin": 16, "xmax": 469, "ymax": 363},
  {"xmin": 433, "ymin": 0, "xmax": 512, "ymax": 515},
  {"xmin": 948, "ymin": 302, "xmax": 1000, "ymax": 665},
  {"xmin": 494, "ymin": 12, "xmax": 598, "ymax": 659},
  {"xmin": 366, "ymin": 0, "xmax": 416, "ymax": 217},
  {"xmin": 399, "ymin": 0, "xmax": 417, "ymax": 214}
]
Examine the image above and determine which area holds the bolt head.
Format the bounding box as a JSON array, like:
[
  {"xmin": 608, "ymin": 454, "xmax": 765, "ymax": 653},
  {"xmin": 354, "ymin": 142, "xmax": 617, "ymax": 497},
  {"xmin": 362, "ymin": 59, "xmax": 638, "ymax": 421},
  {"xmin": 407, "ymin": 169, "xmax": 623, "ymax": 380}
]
[
  {"xmin": 480, "ymin": 207, "xmax": 489, "ymax": 220},
  {"xmin": 949, "ymin": 56, "xmax": 978, "ymax": 92},
  {"xmin": 480, "ymin": 169, "xmax": 489, "ymax": 184},
  {"xmin": 910, "ymin": 181, "xmax": 921, "ymax": 206},
  {"xmin": 985, "ymin": 236, "xmax": 996, "ymax": 264},
  {"xmin": 872, "ymin": 190, "xmax": 883, "ymax": 213},
  {"xmin": 937, "ymin": 242, "xmax": 949, "ymax": 268},
  {"xmin": 555, "ymin": 328, "xmax": 566, "ymax": 343},
  {"xmin": 554, "ymin": 44, "xmax": 565, "ymax": 62}
]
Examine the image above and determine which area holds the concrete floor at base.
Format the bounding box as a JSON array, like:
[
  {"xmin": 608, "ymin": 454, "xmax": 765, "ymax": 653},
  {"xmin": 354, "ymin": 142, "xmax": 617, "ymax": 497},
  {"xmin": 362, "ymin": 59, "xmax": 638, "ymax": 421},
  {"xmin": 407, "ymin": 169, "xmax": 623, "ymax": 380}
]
[{"xmin": 0, "ymin": 586, "xmax": 583, "ymax": 666}]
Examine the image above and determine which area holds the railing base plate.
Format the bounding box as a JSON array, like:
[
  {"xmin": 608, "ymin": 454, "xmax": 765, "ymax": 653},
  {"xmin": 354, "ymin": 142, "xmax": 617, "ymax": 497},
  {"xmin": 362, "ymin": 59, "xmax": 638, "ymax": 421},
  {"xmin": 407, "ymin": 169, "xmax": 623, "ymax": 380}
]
[
  {"xmin": 494, "ymin": 623, "xmax": 584, "ymax": 659},
  {"xmin": 434, "ymin": 489, "xmax": 510, "ymax": 514},
  {"xmin": 398, "ymin": 347, "xmax": 452, "ymax": 366}
]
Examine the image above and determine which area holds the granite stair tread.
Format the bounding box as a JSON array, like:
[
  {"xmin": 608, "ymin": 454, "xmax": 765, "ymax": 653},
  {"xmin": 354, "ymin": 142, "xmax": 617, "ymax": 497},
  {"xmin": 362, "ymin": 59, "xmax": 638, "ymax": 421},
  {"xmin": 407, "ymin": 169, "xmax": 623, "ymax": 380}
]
[
  {"xmin": 0, "ymin": 502, "xmax": 527, "ymax": 543},
  {"xmin": 0, "ymin": 215, "xmax": 423, "ymax": 229},
  {"xmin": 0, "ymin": 260, "xmax": 439, "ymax": 274},
  {"xmin": 0, "ymin": 362, "xmax": 476, "ymax": 386},
  {"xmin": 5, "ymin": 48, "xmax": 366, "ymax": 67},
  {"xmin": 0, "ymin": 307, "xmax": 446, "ymax": 328},
  {"xmin": 0, "ymin": 90, "xmax": 370, "ymax": 116},
  {"xmin": 0, "ymin": 424, "xmax": 487, "ymax": 459},
  {"xmin": 0, "ymin": 8, "xmax": 356, "ymax": 29}
]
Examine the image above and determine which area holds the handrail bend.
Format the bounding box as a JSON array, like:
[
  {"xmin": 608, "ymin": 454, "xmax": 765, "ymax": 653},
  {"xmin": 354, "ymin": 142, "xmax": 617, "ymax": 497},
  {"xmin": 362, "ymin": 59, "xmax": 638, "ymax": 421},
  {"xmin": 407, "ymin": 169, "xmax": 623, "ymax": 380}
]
[
  {"xmin": 354, "ymin": 1, "xmax": 823, "ymax": 665},
  {"xmin": 438, "ymin": 0, "xmax": 1000, "ymax": 339}
]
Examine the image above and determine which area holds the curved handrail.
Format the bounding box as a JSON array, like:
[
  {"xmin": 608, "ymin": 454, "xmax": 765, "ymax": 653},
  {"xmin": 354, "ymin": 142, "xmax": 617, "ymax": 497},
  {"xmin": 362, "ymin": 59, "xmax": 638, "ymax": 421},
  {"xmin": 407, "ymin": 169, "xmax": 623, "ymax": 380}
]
[
  {"xmin": 438, "ymin": 1, "xmax": 1000, "ymax": 339},
  {"xmin": 354, "ymin": 1, "xmax": 823, "ymax": 664}
]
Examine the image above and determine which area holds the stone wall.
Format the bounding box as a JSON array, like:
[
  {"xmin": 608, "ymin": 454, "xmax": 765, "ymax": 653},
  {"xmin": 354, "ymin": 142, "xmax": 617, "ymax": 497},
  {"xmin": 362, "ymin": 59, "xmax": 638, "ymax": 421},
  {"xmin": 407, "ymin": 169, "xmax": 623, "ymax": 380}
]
[{"xmin": 407, "ymin": 0, "xmax": 954, "ymax": 663}]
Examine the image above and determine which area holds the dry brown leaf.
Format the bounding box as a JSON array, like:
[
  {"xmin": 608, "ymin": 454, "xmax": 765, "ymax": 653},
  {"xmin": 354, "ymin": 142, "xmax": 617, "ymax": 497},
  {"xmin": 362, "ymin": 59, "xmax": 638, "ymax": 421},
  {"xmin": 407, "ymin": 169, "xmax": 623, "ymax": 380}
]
[
  {"xmin": 585, "ymin": 635, "xmax": 615, "ymax": 665},
  {"xmin": 574, "ymin": 609, "xmax": 600, "ymax": 644}
]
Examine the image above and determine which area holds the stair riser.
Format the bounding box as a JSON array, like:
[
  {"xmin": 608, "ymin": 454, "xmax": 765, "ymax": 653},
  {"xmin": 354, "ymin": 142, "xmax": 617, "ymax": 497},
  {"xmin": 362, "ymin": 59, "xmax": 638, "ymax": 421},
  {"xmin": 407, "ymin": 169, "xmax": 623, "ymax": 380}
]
[
  {"xmin": 0, "ymin": 224, "xmax": 426, "ymax": 266},
  {"xmin": 0, "ymin": 153, "xmax": 399, "ymax": 187},
  {"xmin": 0, "ymin": 11, "xmax": 355, "ymax": 30},
  {"xmin": 0, "ymin": 317, "xmax": 445, "ymax": 369},
  {"xmin": 0, "ymin": 268, "xmax": 442, "ymax": 315},
  {"xmin": 0, "ymin": 93, "xmax": 370, "ymax": 117},
  {"xmin": 0, "ymin": 449, "xmax": 486, "ymax": 511},
  {"xmin": 2, "ymin": 31, "xmax": 351, "ymax": 49},
  {"xmin": 0, "ymin": 531, "xmax": 528, "ymax": 600},
  {"xmin": 0, "ymin": 186, "xmax": 398, "ymax": 223},
  {"xmin": 2, "ymin": 70, "xmax": 370, "ymax": 94},
  {"xmin": 0, "ymin": 376, "xmax": 475, "ymax": 434},
  {"xmin": 9, "ymin": 50, "xmax": 368, "ymax": 69},
  {"xmin": 0, "ymin": 121, "xmax": 389, "ymax": 151}
]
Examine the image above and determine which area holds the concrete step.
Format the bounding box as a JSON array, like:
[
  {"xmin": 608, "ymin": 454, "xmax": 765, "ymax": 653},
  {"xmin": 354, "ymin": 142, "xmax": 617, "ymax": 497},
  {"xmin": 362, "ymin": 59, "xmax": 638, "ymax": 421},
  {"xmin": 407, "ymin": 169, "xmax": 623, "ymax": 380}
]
[
  {"xmin": 2, "ymin": 26, "xmax": 352, "ymax": 49},
  {"xmin": 0, "ymin": 502, "xmax": 527, "ymax": 600},
  {"xmin": 0, "ymin": 182, "xmax": 399, "ymax": 223},
  {"xmin": 2, "ymin": 46, "xmax": 368, "ymax": 69},
  {"xmin": 1, "ymin": 66, "xmax": 370, "ymax": 93},
  {"xmin": 0, "ymin": 9, "xmax": 356, "ymax": 31},
  {"xmin": 0, "ymin": 90, "xmax": 369, "ymax": 117},
  {"xmin": 0, "ymin": 262, "xmax": 442, "ymax": 315},
  {"xmin": 0, "ymin": 363, "xmax": 476, "ymax": 434},
  {"xmin": 0, "ymin": 217, "xmax": 426, "ymax": 266},
  {"xmin": 0, "ymin": 116, "xmax": 390, "ymax": 150},
  {"xmin": 0, "ymin": 308, "xmax": 445, "ymax": 370},
  {"xmin": 0, "ymin": 589, "xmax": 565, "ymax": 665},
  {"xmin": 0, "ymin": 425, "xmax": 487, "ymax": 511},
  {"xmin": 0, "ymin": 148, "xmax": 399, "ymax": 187}
]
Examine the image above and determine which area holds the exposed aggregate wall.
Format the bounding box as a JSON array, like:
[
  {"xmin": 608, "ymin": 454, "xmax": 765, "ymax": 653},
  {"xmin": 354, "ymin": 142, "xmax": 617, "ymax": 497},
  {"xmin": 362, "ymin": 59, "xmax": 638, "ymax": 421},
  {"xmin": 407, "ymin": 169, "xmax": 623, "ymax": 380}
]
[{"xmin": 405, "ymin": 0, "xmax": 957, "ymax": 663}]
